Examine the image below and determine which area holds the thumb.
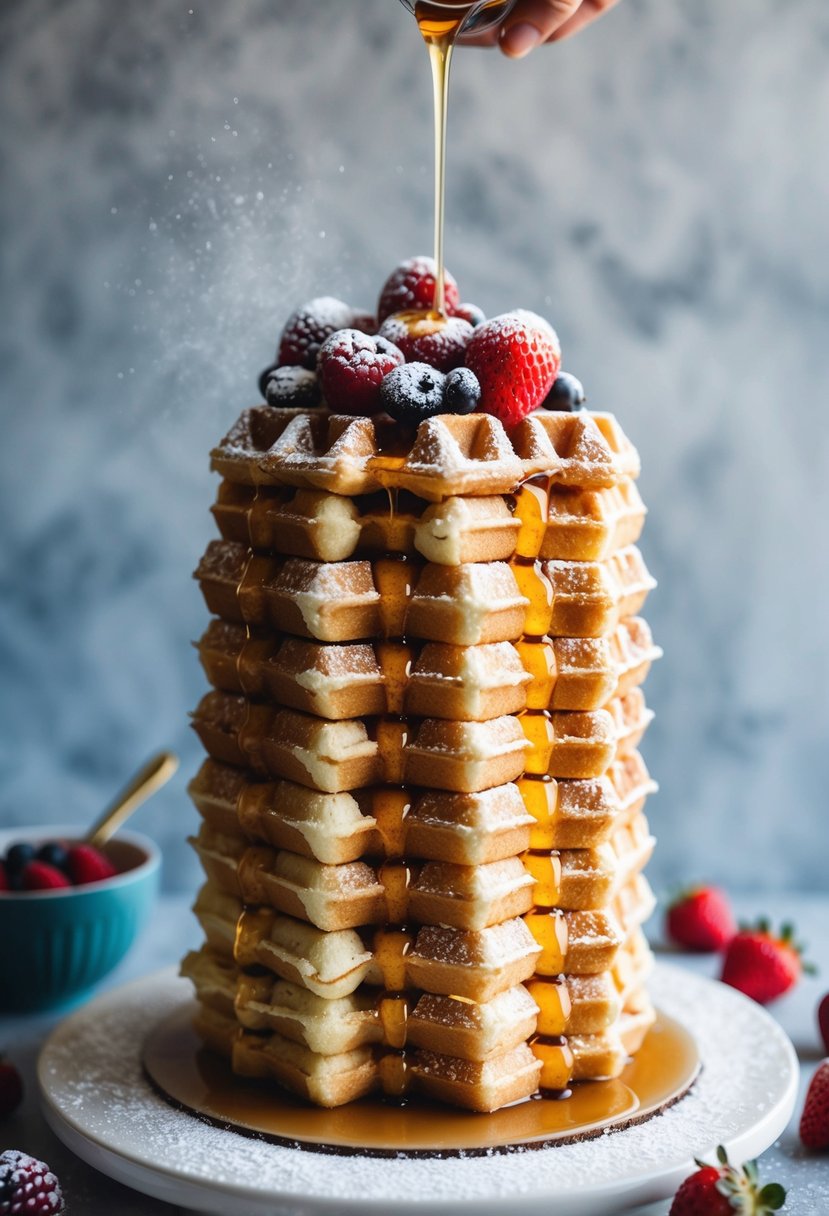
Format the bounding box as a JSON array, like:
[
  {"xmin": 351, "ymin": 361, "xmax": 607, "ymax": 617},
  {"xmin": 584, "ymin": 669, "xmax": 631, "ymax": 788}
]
[{"xmin": 499, "ymin": 0, "xmax": 582, "ymax": 57}]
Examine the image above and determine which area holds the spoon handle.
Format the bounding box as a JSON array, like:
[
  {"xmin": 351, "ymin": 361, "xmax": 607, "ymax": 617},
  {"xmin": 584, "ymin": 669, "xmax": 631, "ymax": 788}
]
[{"xmin": 85, "ymin": 751, "xmax": 179, "ymax": 848}]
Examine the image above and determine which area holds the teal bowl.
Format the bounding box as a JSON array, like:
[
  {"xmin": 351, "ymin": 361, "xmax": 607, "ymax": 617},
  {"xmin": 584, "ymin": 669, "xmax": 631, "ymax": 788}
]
[{"xmin": 0, "ymin": 825, "xmax": 160, "ymax": 1013}]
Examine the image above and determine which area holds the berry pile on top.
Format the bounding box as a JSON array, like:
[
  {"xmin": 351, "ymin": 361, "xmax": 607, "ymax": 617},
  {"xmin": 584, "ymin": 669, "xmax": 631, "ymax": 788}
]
[
  {"xmin": 258, "ymin": 256, "xmax": 586, "ymax": 428},
  {"xmin": 0, "ymin": 840, "xmax": 117, "ymax": 893}
]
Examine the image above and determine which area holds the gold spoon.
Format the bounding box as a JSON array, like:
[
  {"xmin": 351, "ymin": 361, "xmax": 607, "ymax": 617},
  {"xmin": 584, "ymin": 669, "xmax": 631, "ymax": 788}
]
[{"xmin": 85, "ymin": 751, "xmax": 179, "ymax": 848}]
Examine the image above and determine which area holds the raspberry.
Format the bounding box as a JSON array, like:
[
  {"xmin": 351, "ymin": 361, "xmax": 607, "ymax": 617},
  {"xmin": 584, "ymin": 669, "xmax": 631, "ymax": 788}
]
[
  {"xmin": 318, "ymin": 329, "xmax": 405, "ymax": 415},
  {"xmin": 377, "ymin": 257, "xmax": 460, "ymax": 323},
  {"xmin": 464, "ymin": 310, "xmax": 561, "ymax": 428},
  {"xmin": 277, "ymin": 297, "xmax": 375, "ymax": 370},
  {"xmin": 0, "ymin": 1151, "xmax": 64, "ymax": 1214},
  {"xmin": 21, "ymin": 862, "xmax": 71, "ymax": 891},
  {"xmin": 66, "ymin": 844, "xmax": 118, "ymax": 886},
  {"xmin": 378, "ymin": 311, "xmax": 473, "ymax": 373}
]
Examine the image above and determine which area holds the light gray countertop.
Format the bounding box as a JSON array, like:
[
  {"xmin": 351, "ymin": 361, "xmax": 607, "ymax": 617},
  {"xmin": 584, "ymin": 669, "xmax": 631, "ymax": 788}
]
[{"xmin": 3, "ymin": 893, "xmax": 828, "ymax": 1214}]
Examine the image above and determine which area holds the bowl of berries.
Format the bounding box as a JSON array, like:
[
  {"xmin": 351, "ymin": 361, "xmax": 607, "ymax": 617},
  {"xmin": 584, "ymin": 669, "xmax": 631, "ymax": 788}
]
[{"xmin": 0, "ymin": 825, "xmax": 160, "ymax": 1012}]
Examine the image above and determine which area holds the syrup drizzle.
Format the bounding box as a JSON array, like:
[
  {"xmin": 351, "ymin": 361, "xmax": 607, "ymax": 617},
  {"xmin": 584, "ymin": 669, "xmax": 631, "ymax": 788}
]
[
  {"xmin": 510, "ymin": 474, "xmax": 576, "ymax": 1096},
  {"xmin": 412, "ymin": 1, "xmax": 514, "ymax": 313}
]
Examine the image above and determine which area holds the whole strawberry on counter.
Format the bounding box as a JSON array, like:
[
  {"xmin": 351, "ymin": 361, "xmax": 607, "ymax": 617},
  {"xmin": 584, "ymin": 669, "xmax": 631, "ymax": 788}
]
[
  {"xmin": 800, "ymin": 1059, "xmax": 829, "ymax": 1151},
  {"xmin": 0, "ymin": 1056, "xmax": 23, "ymax": 1120},
  {"xmin": 666, "ymin": 886, "xmax": 736, "ymax": 952},
  {"xmin": 669, "ymin": 1145, "xmax": 785, "ymax": 1215},
  {"xmin": 721, "ymin": 919, "xmax": 814, "ymax": 1005}
]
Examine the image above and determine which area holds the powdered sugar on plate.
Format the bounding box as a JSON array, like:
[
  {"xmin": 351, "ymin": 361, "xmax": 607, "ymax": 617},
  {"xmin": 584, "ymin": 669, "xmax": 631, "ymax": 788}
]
[{"xmin": 38, "ymin": 963, "xmax": 797, "ymax": 1212}]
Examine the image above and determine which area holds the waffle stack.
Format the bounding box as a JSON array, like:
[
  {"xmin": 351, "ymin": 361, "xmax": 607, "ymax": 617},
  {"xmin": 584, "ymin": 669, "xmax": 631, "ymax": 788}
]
[{"xmin": 182, "ymin": 406, "xmax": 659, "ymax": 1111}]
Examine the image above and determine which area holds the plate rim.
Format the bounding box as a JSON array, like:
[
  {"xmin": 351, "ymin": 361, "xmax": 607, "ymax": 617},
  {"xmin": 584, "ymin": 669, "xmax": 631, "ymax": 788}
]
[{"xmin": 37, "ymin": 962, "xmax": 800, "ymax": 1216}]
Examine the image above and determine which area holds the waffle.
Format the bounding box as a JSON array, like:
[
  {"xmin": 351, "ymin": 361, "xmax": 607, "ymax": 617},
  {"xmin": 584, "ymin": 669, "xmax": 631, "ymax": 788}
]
[
  {"xmin": 210, "ymin": 480, "xmax": 645, "ymax": 568},
  {"xmin": 191, "ymin": 694, "xmax": 529, "ymax": 792},
  {"xmin": 194, "ymin": 541, "xmax": 654, "ymax": 646},
  {"xmin": 184, "ymin": 399, "xmax": 659, "ymax": 1114},
  {"xmin": 213, "ymin": 408, "xmax": 640, "ymax": 498},
  {"xmin": 231, "ymin": 843, "xmax": 535, "ymax": 933},
  {"xmin": 190, "ymin": 760, "xmax": 534, "ymax": 866},
  {"xmin": 195, "ymin": 619, "xmax": 659, "ymax": 719}
]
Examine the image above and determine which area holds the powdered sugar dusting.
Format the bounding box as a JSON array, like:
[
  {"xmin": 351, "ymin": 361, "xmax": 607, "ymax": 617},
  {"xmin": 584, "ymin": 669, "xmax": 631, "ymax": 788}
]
[{"xmin": 40, "ymin": 965, "xmax": 796, "ymax": 1205}]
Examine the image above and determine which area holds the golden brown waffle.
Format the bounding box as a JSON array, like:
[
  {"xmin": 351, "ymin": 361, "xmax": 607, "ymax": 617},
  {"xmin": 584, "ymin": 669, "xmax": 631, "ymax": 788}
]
[
  {"xmin": 194, "ymin": 541, "xmax": 655, "ymax": 645},
  {"xmin": 190, "ymin": 760, "xmax": 534, "ymax": 867},
  {"xmin": 210, "ymin": 479, "xmax": 645, "ymax": 567},
  {"xmin": 191, "ymin": 694, "xmax": 529, "ymax": 793},
  {"xmin": 409, "ymin": 1043, "xmax": 542, "ymax": 1112},
  {"xmin": 212, "ymin": 408, "xmax": 640, "ymax": 498},
  {"xmin": 192, "ymin": 826, "xmax": 537, "ymax": 935},
  {"xmin": 195, "ymin": 618, "xmax": 659, "ymax": 719}
]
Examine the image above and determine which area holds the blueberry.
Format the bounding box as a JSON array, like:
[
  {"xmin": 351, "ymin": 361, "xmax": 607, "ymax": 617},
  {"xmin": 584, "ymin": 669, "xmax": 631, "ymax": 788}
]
[
  {"xmin": 36, "ymin": 841, "xmax": 70, "ymax": 872},
  {"xmin": 380, "ymin": 363, "xmax": 447, "ymax": 424},
  {"xmin": 455, "ymin": 303, "xmax": 486, "ymax": 328},
  {"xmin": 444, "ymin": 368, "xmax": 481, "ymax": 415},
  {"xmin": 5, "ymin": 843, "xmax": 35, "ymax": 875},
  {"xmin": 258, "ymin": 363, "xmax": 277, "ymax": 399},
  {"xmin": 262, "ymin": 366, "xmax": 321, "ymax": 409},
  {"xmin": 542, "ymin": 371, "xmax": 586, "ymax": 412}
]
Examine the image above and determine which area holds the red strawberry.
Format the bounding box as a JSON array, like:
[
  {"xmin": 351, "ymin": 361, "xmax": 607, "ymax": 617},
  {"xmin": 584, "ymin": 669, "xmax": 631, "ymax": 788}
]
[
  {"xmin": 378, "ymin": 311, "xmax": 473, "ymax": 373},
  {"xmin": 464, "ymin": 310, "xmax": 561, "ymax": 427},
  {"xmin": 666, "ymin": 886, "xmax": 736, "ymax": 952},
  {"xmin": 21, "ymin": 862, "xmax": 71, "ymax": 891},
  {"xmin": 818, "ymin": 994, "xmax": 829, "ymax": 1055},
  {"xmin": 277, "ymin": 297, "xmax": 375, "ymax": 370},
  {"xmin": 669, "ymin": 1145, "xmax": 785, "ymax": 1215},
  {"xmin": 800, "ymin": 1059, "xmax": 829, "ymax": 1150},
  {"xmin": 0, "ymin": 863, "xmax": 7, "ymax": 892},
  {"xmin": 0, "ymin": 1150, "xmax": 64, "ymax": 1214},
  {"xmin": 377, "ymin": 256, "xmax": 460, "ymax": 322},
  {"xmin": 720, "ymin": 919, "xmax": 813, "ymax": 1004},
  {"xmin": 317, "ymin": 329, "xmax": 404, "ymax": 415},
  {"xmin": 66, "ymin": 844, "xmax": 118, "ymax": 886},
  {"xmin": 0, "ymin": 1058, "xmax": 23, "ymax": 1120}
]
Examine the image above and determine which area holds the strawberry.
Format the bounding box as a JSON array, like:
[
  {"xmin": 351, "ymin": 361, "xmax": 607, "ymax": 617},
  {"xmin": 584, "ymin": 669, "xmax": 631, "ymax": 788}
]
[
  {"xmin": 378, "ymin": 311, "xmax": 473, "ymax": 373},
  {"xmin": 317, "ymin": 329, "xmax": 404, "ymax": 415},
  {"xmin": 669, "ymin": 1145, "xmax": 785, "ymax": 1215},
  {"xmin": 800, "ymin": 1058, "xmax": 829, "ymax": 1151},
  {"xmin": 720, "ymin": 919, "xmax": 813, "ymax": 1004},
  {"xmin": 277, "ymin": 297, "xmax": 375, "ymax": 370},
  {"xmin": 818, "ymin": 993, "xmax": 829, "ymax": 1055},
  {"xmin": 66, "ymin": 844, "xmax": 118, "ymax": 886},
  {"xmin": 377, "ymin": 256, "xmax": 460, "ymax": 323},
  {"xmin": 464, "ymin": 310, "xmax": 561, "ymax": 427},
  {"xmin": 0, "ymin": 1150, "xmax": 64, "ymax": 1214},
  {"xmin": 666, "ymin": 886, "xmax": 736, "ymax": 952},
  {"xmin": 21, "ymin": 862, "xmax": 71, "ymax": 891},
  {"xmin": 0, "ymin": 1057, "xmax": 23, "ymax": 1120}
]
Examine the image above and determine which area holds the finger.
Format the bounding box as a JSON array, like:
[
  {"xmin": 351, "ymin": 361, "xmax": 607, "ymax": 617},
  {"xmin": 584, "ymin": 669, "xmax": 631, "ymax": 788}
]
[
  {"xmin": 546, "ymin": 0, "xmax": 621, "ymax": 42},
  {"xmin": 498, "ymin": 0, "xmax": 582, "ymax": 58}
]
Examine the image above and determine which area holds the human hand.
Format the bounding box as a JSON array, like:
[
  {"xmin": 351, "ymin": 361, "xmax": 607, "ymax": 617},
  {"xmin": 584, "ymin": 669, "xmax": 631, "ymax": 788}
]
[{"xmin": 467, "ymin": 0, "xmax": 623, "ymax": 58}]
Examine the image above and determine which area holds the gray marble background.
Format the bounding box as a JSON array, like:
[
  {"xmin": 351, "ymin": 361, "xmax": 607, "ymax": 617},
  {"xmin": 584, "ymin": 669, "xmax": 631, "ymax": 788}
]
[{"xmin": 1, "ymin": 0, "xmax": 828, "ymax": 895}]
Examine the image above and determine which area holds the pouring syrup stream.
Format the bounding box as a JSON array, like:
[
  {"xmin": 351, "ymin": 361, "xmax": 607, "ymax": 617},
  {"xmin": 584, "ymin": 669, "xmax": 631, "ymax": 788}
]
[{"xmin": 407, "ymin": 1, "xmax": 514, "ymax": 314}]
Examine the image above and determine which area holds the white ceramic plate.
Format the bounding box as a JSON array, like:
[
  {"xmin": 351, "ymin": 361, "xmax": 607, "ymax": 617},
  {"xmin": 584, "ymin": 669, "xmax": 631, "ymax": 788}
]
[{"xmin": 38, "ymin": 963, "xmax": 798, "ymax": 1216}]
